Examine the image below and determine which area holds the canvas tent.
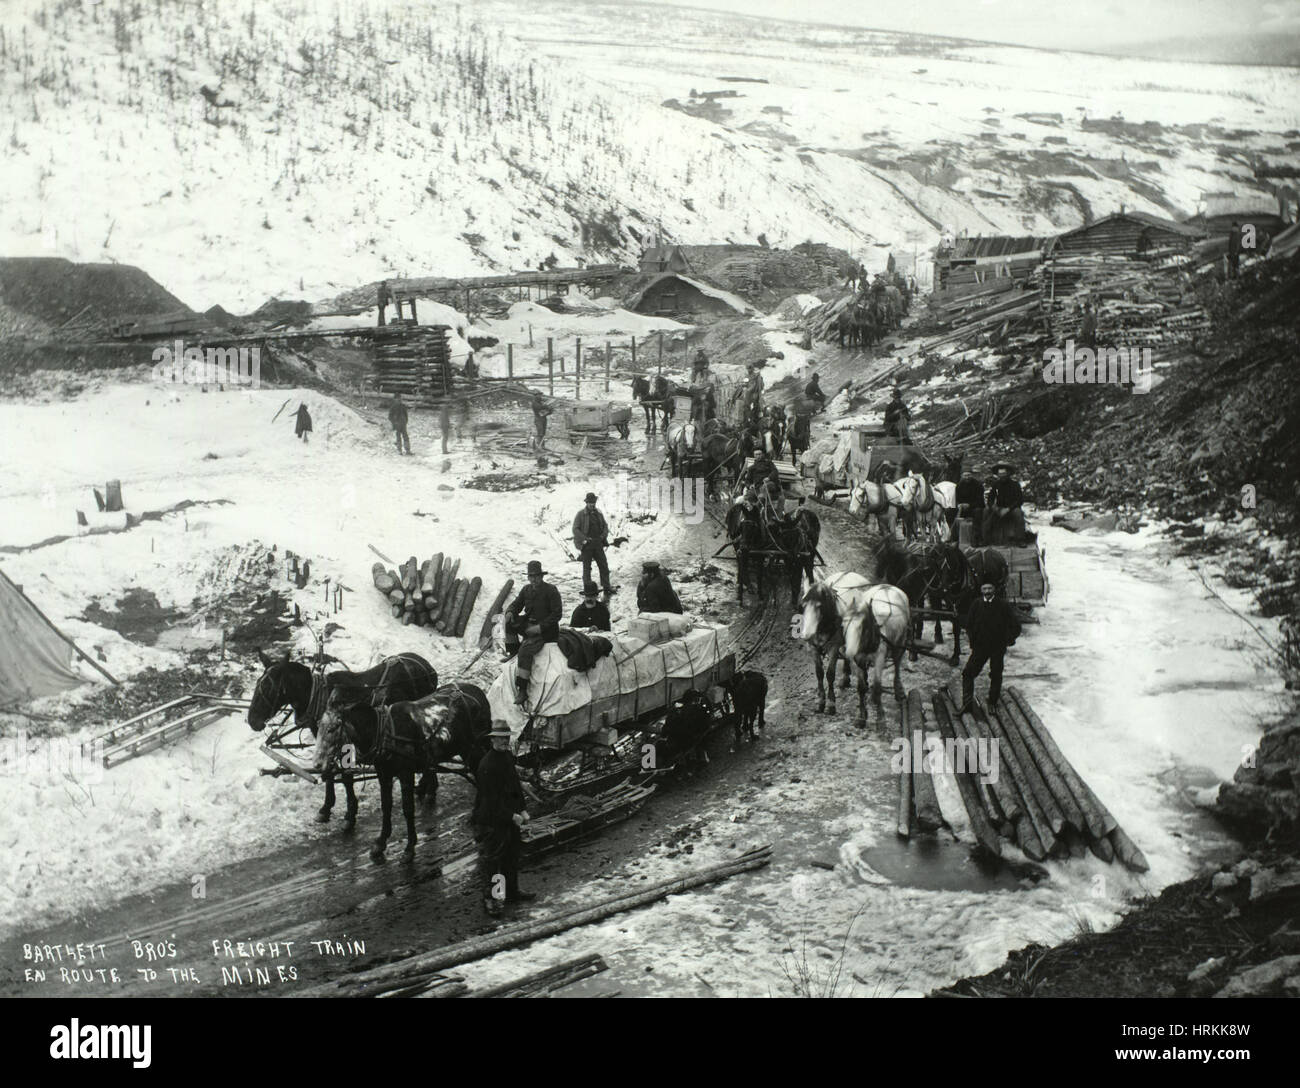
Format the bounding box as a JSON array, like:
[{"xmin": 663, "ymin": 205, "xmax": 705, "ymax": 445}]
[{"xmin": 0, "ymin": 567, "xmax": 86, "ymax": 706}]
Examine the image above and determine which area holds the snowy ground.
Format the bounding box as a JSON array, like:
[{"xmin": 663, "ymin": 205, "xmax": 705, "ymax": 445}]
[{"xmin": 0, "ymin": 294, "xmax": 1288, "ymax": 993}]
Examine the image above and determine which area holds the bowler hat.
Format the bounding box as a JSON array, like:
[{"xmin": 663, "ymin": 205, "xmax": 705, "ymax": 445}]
[
  {"xmin": 582, "ymin": 581, "xmax": 599, "ymax": 598},
  {"xmin": 642, "ymin": 560, "xmax": 660, "ymax": 571},
  {"xmin": 980, "ymin": 582, "xmax": 995, "ymax": 591},
  {"xmin": 991, "ymin": 461, "xmax": 1014, "ymax": 472},
  {"xmin": 526, "ymin": 560, "xmax": 546, "ymax": 576},
  {"xmin": 488, "ymin": 720, "xmax": 512, "ymax": 739},
  {"xmin": 584, "ymin": 492, "xmax": 598, "ymax": 503}
]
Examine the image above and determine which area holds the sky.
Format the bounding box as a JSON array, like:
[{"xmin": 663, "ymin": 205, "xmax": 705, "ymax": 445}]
[{"xmin": 627, "ymin": 0, "xmax": 1300, "ymax": 56}]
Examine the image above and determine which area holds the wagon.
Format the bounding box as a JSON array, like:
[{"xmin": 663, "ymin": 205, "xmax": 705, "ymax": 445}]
[
  {"xmin": 800, "ymin": 426, "xmax": 932, "ymax": 497},
  {"xmin": 486, "ymin": 618, "xmax": 737, "ymax": 801},
  {"xmin": 562, "ymin": 400, "xmax": 632, "ymax": 440}
]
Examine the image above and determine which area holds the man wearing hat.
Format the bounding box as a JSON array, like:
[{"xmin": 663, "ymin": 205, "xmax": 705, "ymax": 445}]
[
  {"xmin": 572, "ymin": 492, "xmax": 615, "ymax": 597},
  {"xmin": 570, "ymin": 582, "xmax": 611, "ymax": 631},
  {"xmin": 884, "ymin": 385, "xmax": 910, "ymax": 442},
  {"xmin": 983, "ymin": 462, "xmax": 1027, "ymax": 546},
  {"xmin": 504, "ymin": 560, "xmax": 563, "ymax": 705},
  {"xmin": 472, "ymin": 720, "xmax": 533, "ymax": 917},
  {"xmin": 959, "ymin": 581, "xmax": 1021, "ymax": 713},
  {"xmin": 689, "ymin": 350, "xmax": 718, "ymax": 423},
  {"xmin": 762, "ymin": 475, "xmax": 786, "ymax": 517},
  {"xmin": 804, "ymin": 372, "xmax": 827, "ymax": 413},
  {"xmin": 744, "ymin": 363, "xmax": 765, "ymax": 425},
  {"xmin": 637, "ymin": 561, "xmax": 683, "ymax": 614}
]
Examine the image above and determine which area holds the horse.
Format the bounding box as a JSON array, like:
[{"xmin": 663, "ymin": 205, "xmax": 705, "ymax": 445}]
[
  {"xmin": 247, "ymin": 650, "xmax": 438, "ymax": 828},
  {"xmin": 963, "ymin": 546, "xmax": 1010, "ymax": 599},
  {"xmin": 316, "ymin": 681, "xmax": 491, "ymax": 861},
  {"xmin": 787, "ymin": 412, "xmax": 812, "ymax": 470},
  {"xmin": 632, "ymin": 375, "xmax": 675, "ymax": 434},
  {"xmin": 700, "ymin": 428, "xmax": 742, "ymax": 499},
  {"xmin": 875, "ymin": 539, "xmax": 972, "ymax": 664},
  {"xmin": 848, "ymin": 474, "xmax": 919, "ymax": 540},
  {"xmin": 927, "ymin": 454, "xmax": 963, "ymax": 540},
  {"xmin": 664, "ymin": 418, "xmax": 699, "ymax": 479},
  {"xmin": 725, "ymin": 500, "xmax": 766, "ymax": 605},
  {"xmin": 767, "ymin": 501, "xmax": 820, "ymax": 607},
  {"xmin": 799, "ymin": 573, "xmax": 911, "ymax": 725}
]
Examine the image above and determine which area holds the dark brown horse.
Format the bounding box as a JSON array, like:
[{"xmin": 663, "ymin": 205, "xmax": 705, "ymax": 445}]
[
  {"xmin": 247, "ymin": 650, "xmax": 438, "ymax": 828},
  {"xmin": 726, "ymin": 501, "xmax": 766, "ymax": 605},
  {"xmin": 317, "ymin": 681, "xmax": 491, "ymax": 861},
  {"xmin": 767, "ymin": 501, "xmax": 821, "ymax": 607},
  {"xmin": 632, "ymin": 375, "xmax": 676, "ymax": 434},
  {"xmin": 874, "ymin": 540, "xmax": 971, "ymax": 664}
]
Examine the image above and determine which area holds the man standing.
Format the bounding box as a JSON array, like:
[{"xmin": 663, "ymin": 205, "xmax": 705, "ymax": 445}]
[
  {"xmin": 463, "ymin": 351, "xmax": 479, "ymax": 381},
  {"xmin": 955, "ymin": 469, "xmax": 986, "ymax": 546},
  {"xmin": 960, "ymin": 582, "xmax": 1021, "ymax": 712},
  {"xmin": 636, "ymin": 560, "xmax": 683, "ymax": 614},
  {"xmin": 570, "ymin": 581, "xmax": 611, "ymax": 631},
  {"xmin": 472, "ymin": 720, "xmax": 534, "ymax": 917},
  {"xmin": 883, "ymin": 386, "xmax": 910, "ymax": 442},
  {"xmin": 531, "ymin": 392, "xmax": 552, "ymax": 449},
  {"xmin": 388, "ymin": 392, "xmax": 410, "ymax": 455},
  {"xmin": 504, "ymin": 560, "xmax": 562, "ymax": 706},
  {"xmin": 294, "ymin": 402, "xmax": 312, "ymax": 443},
  {"xmin": 744, "ymin": 363, "xmax": 765, "ymax": 425},
  {"xmin": 983, "ymin": 462, "xmax": 1027, "ymax": 546},
  {"xmin": 439, "ymin": 399, "xmax": 452, "ymax": 455},
  {"xmin": 572, "ymin": 492, "xmax": 615, "ymax": 596}
]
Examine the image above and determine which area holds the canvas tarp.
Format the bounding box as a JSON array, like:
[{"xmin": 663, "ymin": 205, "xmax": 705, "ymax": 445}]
[
  {"xmin": 488, "ymin": 616, "xmax": 733, "ymax": 748},
  {"xmin": 0, "ymin": 568, "xmax": 83, "ymax": 707}
]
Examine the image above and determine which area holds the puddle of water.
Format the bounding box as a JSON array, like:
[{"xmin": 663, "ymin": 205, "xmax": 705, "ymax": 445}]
[{"xmin": 859, "ymin": 837, "xmax": 1025, "ymax": 893}]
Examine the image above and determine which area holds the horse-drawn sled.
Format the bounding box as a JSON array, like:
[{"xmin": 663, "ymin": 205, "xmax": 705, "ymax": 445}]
[
  {"xmin": 800, "ymin": 426, "xmax": 932, "ymax": 500},
  {"xmin": 562, "ymin": 400, "xmax": 632, "ymax": 441},
  {"xmin": 487, "ymin": 616, "xmax": 738, "ymax": 802}
]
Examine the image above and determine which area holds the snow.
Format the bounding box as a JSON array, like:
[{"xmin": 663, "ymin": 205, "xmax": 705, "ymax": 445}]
[{"xmin": 1, "ymin": 0, "xmax": 1295, "ymax": 310}]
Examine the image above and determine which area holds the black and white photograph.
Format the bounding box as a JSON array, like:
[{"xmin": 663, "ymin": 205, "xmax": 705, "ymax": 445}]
[{"xmin": 0, "ymin": 0, "xmax": 1297, "ymax": 1049}]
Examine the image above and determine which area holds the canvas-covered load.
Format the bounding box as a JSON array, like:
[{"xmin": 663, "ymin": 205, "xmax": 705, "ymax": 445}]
[
  {"xmin": 488, "ymin": 615, "xmax": 734, "ymax": 749},
  {"xmin": 799, "ymin": 432, "xmax": 850, "ymax": 480}
]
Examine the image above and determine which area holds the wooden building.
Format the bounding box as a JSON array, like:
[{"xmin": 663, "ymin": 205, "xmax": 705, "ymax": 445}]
[
  {"xmin": 935, "ymin": 234, "xmax": 1058, "ymax": 292},
  {"xmin": 638, "ymin": 245, "xmax": 692, "ymax": 275},
  {"xmin": 1055, "ymin": 211, "xmax": 1202, "ymax": 257},
  {"xmin": 626, "ymin": 274, "xmax": 751, "ymax": 318}
]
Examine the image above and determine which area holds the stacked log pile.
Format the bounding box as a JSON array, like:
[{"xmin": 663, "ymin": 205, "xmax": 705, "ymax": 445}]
[
  {"xmin": 372, "ymin": 324, "xmax": 453, "ymax": 402},
  {"xmin": 370, "ymin": 553, "xmax": 509, "ymax": 641},
  {"xmin": 896, "ymin": 683, "xmax": 1149, "ymax": 872}
]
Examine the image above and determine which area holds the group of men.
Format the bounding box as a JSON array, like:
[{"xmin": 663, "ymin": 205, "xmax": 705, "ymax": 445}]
[{"xmin": 953, "ymin": 461, "xmax": 1028, "ymax": 546}]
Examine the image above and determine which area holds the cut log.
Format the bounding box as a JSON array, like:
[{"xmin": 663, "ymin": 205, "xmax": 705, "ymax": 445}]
[
  {"xmin": 425, "ymin": 552, "xmax": 444, "ymax": 594},
  {"xmin": 986, "ymin": 701, "xmax": 1065, "ymax": 838},
  {"xmin": 907, "ymin": 691, "xmax": 943, "ymax": 833},
  {"xmin": 479, "ymin": 579, "xmax": 515, "ymax": 647},
  {"xmin": 978, "ymin": 702, "xmax": 1058, "ymax": 857},
  {"xmin": 1006, "ymin": 687, "xmax": 1113, "ymax": 839},
  {"xmin": 387, "ymin": 588, "xmax": 404, "ymax": 606},
  {"xmin": 1108, "ymin": 826, "xmax": 1150, "ymax": 873},
  {"xmin": 372, "ymin": 562, "xmax": 398, "ymax": 594},
  {"xmin": 896, "ymin": 702, "xmax": 912, "ymax": 838},
  {"xmin": 942, "ymin": 689, "xmax": 1021, "ymax": 827},
  {"xmin": 441, "ymin": 579, "xmax": 469, "ymax": 634},
  {"xmin": 391, "ymin": 603, "xmax": 402, "ymax": 618},
  {"xmin": 998, "ymin": 696, "xmax": 1087, "ymax": 835},
  {"xmin": 455, "ymin": 576, "xmax": 483, "ymax": 638},
  {"xmin": 301, "ymin": 845, "xmax": 773, "ymax": 997},
  {"xmin": 419, "ymin": 558, "xmax": 434, "ymax": 594},
  {"xmin": 930, "ymin": 694, "xmax": 1003, "ymax": 858}
]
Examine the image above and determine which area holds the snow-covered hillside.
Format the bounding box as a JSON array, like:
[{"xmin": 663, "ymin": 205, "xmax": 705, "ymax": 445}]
[{"xmin": 0, "ymin": 0, "xmax": 1296, "ymax": 311}]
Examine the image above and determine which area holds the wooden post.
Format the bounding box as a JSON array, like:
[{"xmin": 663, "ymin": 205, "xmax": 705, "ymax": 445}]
[
  {"xmin": 658, "ymin": 330, "xmax": 663, "ymax": 373},
  {"xmin": 575, "ymin": 337, "xmax": 582, "ymax": 376},
  {"xmin": 548, "ymin": 357, "xmax": 554, "ymax": 396},
  {"xmin": 529, "ymin": 324, "xmax": 534, "ymax": 348},
  {"xmin": 547, "ymin": 337, "xmax": 553, "ymax": 371},
  {"xmin": 605, "ymin": 341, "xmax": 611, "ymax": 392},
  {"xmin": 631, "ymin": 335, "xmax": 637, "ymax": 366},
  {"xmin": 507, "ymin": 343, "xmax": 514, "ymax": 381}
]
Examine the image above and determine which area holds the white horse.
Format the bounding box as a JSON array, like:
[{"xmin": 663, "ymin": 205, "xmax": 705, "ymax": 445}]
[
  {"xmin": 799, "ymin": 572, "xmax": 911, "ymax": 726},
  {"xmin": 928, "ymin": 479, "xmax": 958, "ymax": 541},
  {"xmin": 848, "ymin": 474, "xmax": 919, "ymax": 540}
]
